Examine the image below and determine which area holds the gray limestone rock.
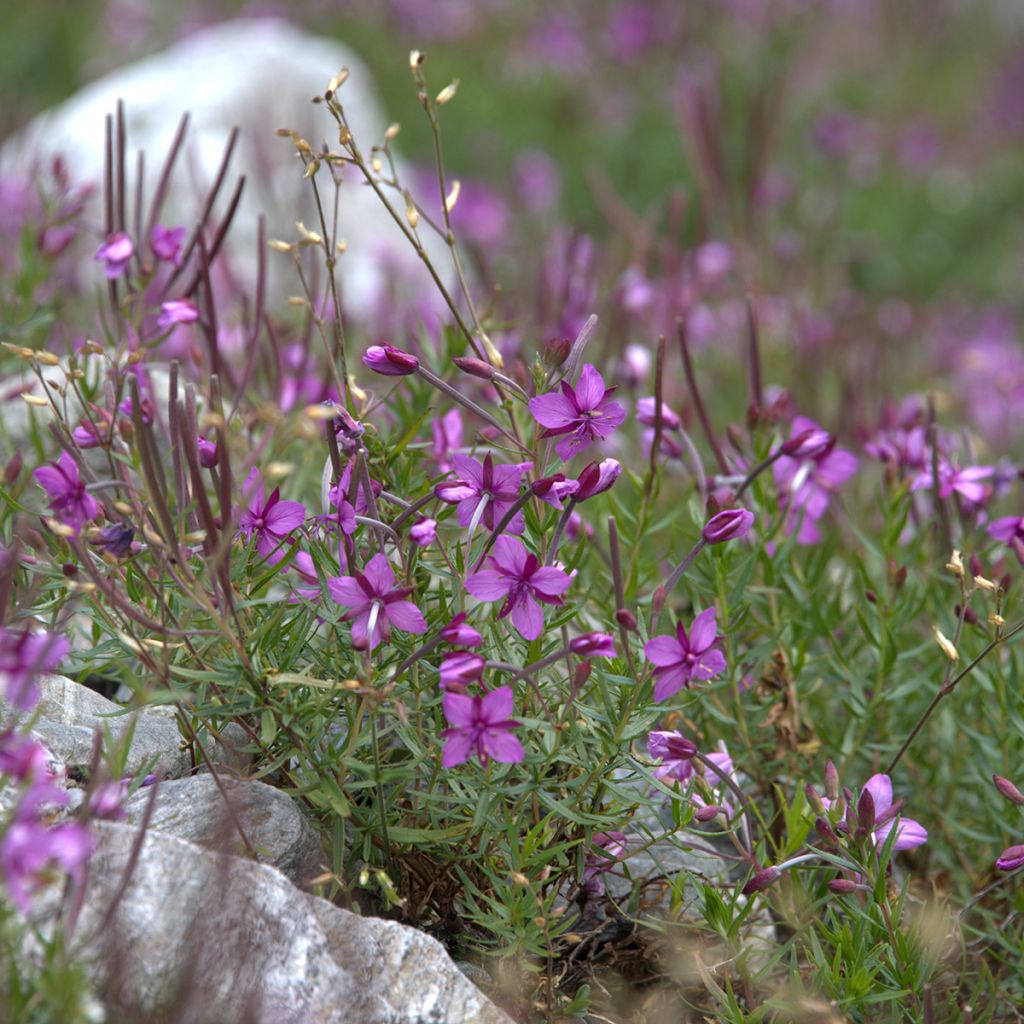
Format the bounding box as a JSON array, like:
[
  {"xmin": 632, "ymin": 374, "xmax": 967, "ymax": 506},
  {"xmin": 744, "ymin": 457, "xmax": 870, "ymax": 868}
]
[
  {"xmin": 69, "ymin": 822, "xmax": 513, "ymax": 1024},
  {"xmin": 123, "ymin": 775, "xmax": 324, "ymax": 887},
  {"xmin": 0, "ymin": 674, "xmax": 190, "ymax": 780}
]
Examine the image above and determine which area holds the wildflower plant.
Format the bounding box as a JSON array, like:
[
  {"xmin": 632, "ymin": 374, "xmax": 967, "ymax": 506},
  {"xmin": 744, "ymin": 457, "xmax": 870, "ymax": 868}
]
[{"xmin": 4, "ymin": 20, "xmax": 1024, "ymax": 1024}]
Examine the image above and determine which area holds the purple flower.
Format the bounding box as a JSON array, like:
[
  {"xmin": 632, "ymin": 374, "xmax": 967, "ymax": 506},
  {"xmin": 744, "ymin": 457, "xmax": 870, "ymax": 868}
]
[
  {"xmin": 636, "ymin": 398, "xmax": 682, "ymax": 430},
  {"xmin": 441, "ymin": 686, "xmax": 524, "ymax": 767},
  {"xmin": 94, "ymin": 231, "xmax": 133, "ymax": 278},
  {"xmin": 0, "ymin": 733, "xmax": 52, "ymax": 781},
  {"xmin": 327, "ymin": 552, "xmax": 427, "ymax": 651},
  {"xmin": 410, "ymin": 518, "xmax": 437, "ymax": 548},
  {"xmin": 150, "ymin": 224, "xmax": 185, "ymax": 265},
  {"xmin": 1, "ymin": 806, "xmax": 93, "ymax": 911},
  {"xmin": 34, "ymin": 452, "xmax": 100, "ymax": 534},
  {"xmin": 529, "ymin": 364, "xmax": 627, "ymax": 461},
  {"xmin": 988, "ymin": 516, "xmax": 1024, "ymax": 563},
  {"xmin": 532, "ymin": 474, "xmax": 580, "ymax": 510},
  {"xmin": 702, "ymin": 508, "xmax": 755, "ymax": 545},
  {"xmin": 439, "ymin": 651, "xmax": 486, "ymax": 691},
  {"xmin": 647, "ymin": 730, "xmax": 697, "ymax": 781},
  {"xmin": 88, "ymin": 780, "xmax": 128, "ymax": 820},
  {"xmin": 996, "ymin": 845, "xmax": 1024, "ymax": 871},
  {"xmin": 363, "ymin": 344, "xmax": 419, "ymax": 376},
  {"xmin": 236, "ymin": 468, "xmax": 307, "ymax": 565},
  {"xmin": 644, "ymin": 608, "xmax": 726, "ymax": 701},
  {"xmin": 440, "ymin": 613, "xmax": 483, "ymax": 648},
  {"xmin": 0, "ymin": 628, "xmax": 69, "ymax": 711},
  {"xmin": 157, "ymin": 299, "xmax": 199, "ymax": 329},
  {"xmin": 911, "ymin": 461, "xmax": 993, "ymax": 505},
  {"xmin": 465, "ymin": 537, "xmax": 572, "ymax": 641},
  {"xmin": 436, "ymin": 454, "xmax": 529, "ymax": 534},
  {"xmin": 569, "ymin": 633, "xmax": 616, "ymax": 658}
]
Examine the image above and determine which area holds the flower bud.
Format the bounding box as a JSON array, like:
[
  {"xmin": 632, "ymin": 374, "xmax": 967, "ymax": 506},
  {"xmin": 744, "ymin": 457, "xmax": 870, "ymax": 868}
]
[
  {"xmin": 702, "ymin": 508, "xmax": 755, "ymax": 545},
  {"xmin": 543, "ymin": 337, "xmax": 571, "ymax": 368},
  {"xmin": 197, "ymin": 435, "xmax": 218, "ymax": 468},
  {"xmin": 805, "ymin": 784, "xmax": 825, "ymax": 815},
  {"xmin": 996, "ymin": 845, "xmax": 1024, "ymax": 871},
  {"xmin": 742, "ymin": 866, "xmax": 781, "ymax": 895},
  {"xmin": 615, "ymin": 608, "xmax": 637, "ymax": 631},
  {"xmin": 827, "ymin": 878, "xmax": 860, "ymax": 894},
  {"xmin": 569, "ymin": 633, "xmax": 616, "ymax": 658},
  {"xmin": 694, "ymin": 805, "xmax": 721, "ymax": 822},
  {"xmin": 440, "ymin": 613, "xmax": 483, "ymax": 648},
  {"xmin": 824, "ymin": 760, "xmax": 839, "ymax": 801},
  {"xmin": 409, "ymin": 518, "xmax": 437, "ymax": 547},
  {"xmin": 635, "ymin": 397, "xmax": 682, "ymax": 430},
  {"xmin": 362, "ymin": 344, "xmax": 419, "ymax": 376},
  {"xmin": 993, "ymin": 775, "xmax": 1024, "ymax": 807},
  {"xmin": 856, "ymin": 786, "xmax": 876, "ymax": 834},
  {"xmin": 575, "ymin": 459, "xmax": 621, "ymax": 501},
  {"xmin": 453, "ymin": 356, "xmax": 494, "ymax": 380},
  {"xmin": 780, "ymin": 428, "xmax": 832, "ymax": 459},
  {"xmin": 439, "ymin": 651, "xmax": 485, "ymax": 690},
  {"xmin": 815, "ymin": 816, "xmax": 840, "ymax": 845}
]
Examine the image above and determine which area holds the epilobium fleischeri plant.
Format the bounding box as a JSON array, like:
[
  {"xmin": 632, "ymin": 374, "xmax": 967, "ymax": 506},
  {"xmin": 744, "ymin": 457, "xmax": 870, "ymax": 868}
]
[{"xmin": 5, "ymin": 21, "xmax": 1024, "ymax": 1022}]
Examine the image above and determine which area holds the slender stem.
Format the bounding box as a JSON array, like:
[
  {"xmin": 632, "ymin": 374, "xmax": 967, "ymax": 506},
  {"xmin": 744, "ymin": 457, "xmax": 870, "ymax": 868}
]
[
  {"xmin": 545, "ymin": 501, "xmax": 576, "ymax": 565},
  {"xmin": 677, "ymin": 318, "xmax": 729, "ymax": 474}
]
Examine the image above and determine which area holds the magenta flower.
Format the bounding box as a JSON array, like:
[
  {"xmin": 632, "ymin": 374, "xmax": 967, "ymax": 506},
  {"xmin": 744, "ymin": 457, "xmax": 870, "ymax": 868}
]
[
  {"xmin": 859, "ymin": 774, "xmax": 928, "ymax": 851},
  {"xmin": 33, "ymin": 452, "xmax": 99, "ymax": 535},
  {"xmin": 237, "ymin": 468, "xmax": 307, "ymax": 564},
  {"xmin": 465, "ymin": 537, "xmax": 572, "ymax": 641},
  {"xmin": 529, "ymin": 363, "xmax": 626, "ymax": 460},
  {"xmin": 94, "ymin": 231, "xmax": 133, "ymax": 278},
  {"xmin": 574, "ymin": 459, "xmax": 622, "ymax": 501},
  {"xmin": 328, "ymin": 552, "xmax": 427, "ymax": 650},
  {"xmin": 644, "ymin": 608, "xmax": 726, "ymax": 701},
  {"xmin": 988, "ymin": 516, "xmax": 1024, "ymax": 563},
  {"xmin": 363, "ymin": 344, "xmax": 419, "ymax": 376},
  {"xmin": 582, "ymin": 831, "xmax": 628, "ymax": 897},
  {"xmin": 1, "ymin": 802, "xmax": 93, "ymax": 911},
  {"xmin": 157, "ymin": 299, "xmax": 199, "ymax": 329},
  {"xmin": 911, "ymin": 461, "xmax": 993, "ymax": 505},
  {"xmin": 0, "ymin": 734, "xmax": 52, "ymax": 781},
  {"xmin": 440, "ymin": 613, "xmax": 483, "ymax": 648},
  {"xmin": 436, "ymin": 454, "xmax": 530, "ymax": 534},
  {"xmin": 0, "ymin": 628, "xmax": 69, "ymax": 711},
  {"xmin": 441, "ymin": 685, "xmax": 524, "ymax": 767},
  {"xmin": 150, "ymin": 224, "xmax": 185, "ymax": 265},
  {"xmin": 702, "ymin": 508, "xmax": 755, "ymax": 545},
  {"xmin": 197, "ymin": 436, "xmax": 218, "ymax": 468}
]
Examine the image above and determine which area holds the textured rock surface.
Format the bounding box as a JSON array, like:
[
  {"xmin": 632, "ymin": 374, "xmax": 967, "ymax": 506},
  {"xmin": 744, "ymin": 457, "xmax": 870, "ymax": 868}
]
[
  {"xmin": 73, "ymin": 822, "xmax": 512, "ymax": 1024},
  {"xmin": 1, "ymin": 18, "xmax": 449, "ymax": 318},
  {"xmin": 123, "ymin": 775, "xmax": 324, "ymax": 886},
  {"xmin": 0, "ymin": 674, "xmax": 190, "ymax": 779}
]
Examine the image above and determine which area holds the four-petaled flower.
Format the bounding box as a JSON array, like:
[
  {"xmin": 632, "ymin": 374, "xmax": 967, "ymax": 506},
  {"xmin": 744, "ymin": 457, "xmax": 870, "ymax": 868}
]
[
  {"xmin": 441, "ymin": 685, "xmax": 524, "ymax": 767},
  {"xmin": 844, "ymin": 774, "xmax": 928, "ymax": 851},
  {"xmin": 465, "ymin": 537, "xmax": 572, "ymax": 640},
  {"xmin": 436, "ymin": 454, "xmax": 530, "ymax": 534},
  {"xmin": 529, "ymin": 364, "xmax": 626, "ymax": 461},
  {"xmin": 157, "ymin": 299, "xmax": 199, "ymax": 329},
  {"xmin": 237, "ymin": 469, "xmax": 307, "ymax": 565},
  {"xmin": 0, "ymin": 628, "xmax": 69, "ymax": 711},
  {"xmin": 328, "ymin": 553, "xmax": 427, "ymax": 650},
  {"xmin": 34, "ymin": 452, "xmax": 100, "ymax": 535},
  {"xmin": 644, "ymin": 608, "xmax": 726, "ymax": 701},
  {"xmin": 94, "ymin": 232, "xmax": 133, "ymax": 279}
]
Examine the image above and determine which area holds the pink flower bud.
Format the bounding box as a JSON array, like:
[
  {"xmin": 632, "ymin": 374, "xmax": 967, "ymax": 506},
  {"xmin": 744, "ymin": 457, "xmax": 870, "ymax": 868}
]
[
  {"xmin": 702, "ymin": 508, "xmax": 755, "ymax": 545},
  {"xmin": 575, "ymin": 459, "xmax": 622, "ymax": 501},
  {"xmin": 742, "ymin": 865, "xmax": 781, "ymax": 895},
  {"xmin": 363, "ymin": 344, "xmax": 419, "ymax": 376},
  {"xmin": 569, "ymin": 633, "xmax": 616, "ymax": 658},
  {"xmin": 615, "ymin": 608, "xmax": 637, "ymax": 631},
  {"xmin": 824, "ymin": 760, "xmax": 839, "ymax": 801},
  {"xmin": 780, "ymin": 428, "xmax": 831, "ymax": 459},
  {"xmin": 409, "ymin": 518, "xmax": 437, "ymax": 548},
  {"xmin": 453, "ymin": 356, "xmax": 494, "ymax": 380},
  {"xmin": 694, "ymin": 805, "xmax": 721, "ymax": 822},
  {"xmin": 996, "ymin": 845, "xmax": 1024, "ymax": 871},
  {"xmin": 993, "ymin": 775, "xmax": 1024, "ymax": 807},
  {"xmin": 827, "ymin": 878, "xmax": 860, "ymax": 894},
  {"xmin": 440, "ymin": 613, "xmax": 483, "ymax": 648},
  {"xmin": 197, "ymin": 436, "xmax": 218, "ymax": 468},
  {"xmin": 439, "ymin": 651, "xmax": 486, "ymax": 690}
]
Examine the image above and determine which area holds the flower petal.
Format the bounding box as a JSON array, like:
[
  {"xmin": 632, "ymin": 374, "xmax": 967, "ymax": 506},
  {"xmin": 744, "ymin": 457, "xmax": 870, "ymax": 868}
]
[
  {"xmin": 482, "ymin": 728, "xmax": 524, "ymax": 764},
  {"xmin": 509, "ymin": 595, "xmax": 544, "ymax": 640},
  {"xmin": 644, "ymin": 635, "xmax": 684, "ymax": 667},
  {"xmin": 574, "ymin": 364, "xmax": 606, "ymax": 411},
  {"xmin": 529, "ymin": 392, "xmax": 577, "ymax": 430},
  {"xmin": 385, "ymin": 600, "xmax": 427, "ymax": 635},
  {"xmin": 688, "ymin": 608, "xmax": 718, "ymax": 652},
  {"xmin": 465, "ymin": 570, "xmax": 510, "ymax": 602},
  {"xmin": 863, "ymin": 774, "xmax": 893, "ymax": 816}
]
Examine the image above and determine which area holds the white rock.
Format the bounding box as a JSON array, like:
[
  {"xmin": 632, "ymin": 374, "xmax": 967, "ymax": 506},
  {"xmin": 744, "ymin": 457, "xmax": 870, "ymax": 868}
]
[{"xmin": 1, "ymin": 18, "xmax": 449, "ymax": 319}]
